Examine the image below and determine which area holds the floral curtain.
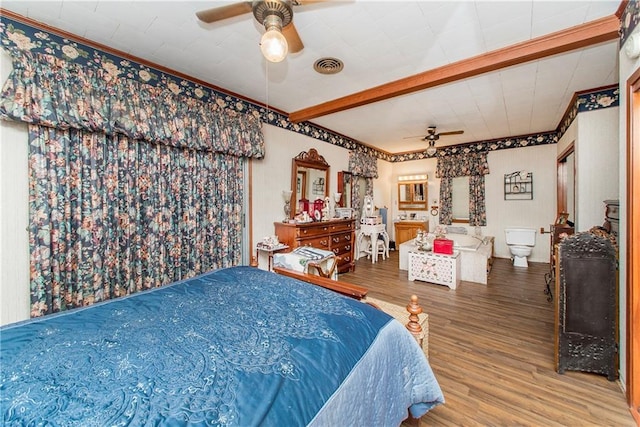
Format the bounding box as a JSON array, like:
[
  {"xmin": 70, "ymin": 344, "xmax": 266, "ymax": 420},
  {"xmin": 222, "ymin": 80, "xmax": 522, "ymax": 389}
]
[
  {"xmin": 348, "ymin": 151, "xmax": 378, "ymax": 178},
  {"xmin": 436, "ymin": 152, "xmax": 489, "ymax": 226},
  {"xmin": 0, "ymin": 50, "xmax": 265, "ymax": 158},
  {"xmin": 28, "ymin": 125, "xmax": 244, "ymax": 316},
  {"xmin": 348, "ymin": 151, "xmax": 377, "ymax": 223},
  {"xmin": 0, "ymin": 49, "xmax": 257, "ymax": 316},
  {"xmin": 438, "ymin": 178, "xmax": 454, "ymax": 225},
  {"xmin": 469, "ymin": 175, "xmax": 487, "ymax": 226},
  {"xmin": 349, "ymin": 177, "xmax": 373, "ymax": 224}
]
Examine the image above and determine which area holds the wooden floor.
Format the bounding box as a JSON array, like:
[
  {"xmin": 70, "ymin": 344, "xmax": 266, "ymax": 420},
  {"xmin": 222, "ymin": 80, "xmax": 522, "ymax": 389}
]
[{"xmin": 341, "ymin": 251, "xmax": 635, "ymax": 426}]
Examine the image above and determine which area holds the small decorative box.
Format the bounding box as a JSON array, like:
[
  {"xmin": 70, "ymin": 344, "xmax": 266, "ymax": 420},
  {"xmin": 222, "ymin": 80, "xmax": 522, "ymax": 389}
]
[
  {"xmin": 433, "ymin": 238, "xmax": 454, "ymax": 255},
  {"xmin": 362, "ymin": 216, "xmax": 382, "ymax": 225}
]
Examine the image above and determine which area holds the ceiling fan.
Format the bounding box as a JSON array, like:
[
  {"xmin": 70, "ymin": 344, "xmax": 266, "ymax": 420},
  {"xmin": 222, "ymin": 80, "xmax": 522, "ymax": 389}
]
[
  {"xmin": 196, "ymin": 1, "xmax": 330, "ymax": 63},
  {"xmin": 404, "ymin": 126, "xmax": 464, "ymax": 155}
]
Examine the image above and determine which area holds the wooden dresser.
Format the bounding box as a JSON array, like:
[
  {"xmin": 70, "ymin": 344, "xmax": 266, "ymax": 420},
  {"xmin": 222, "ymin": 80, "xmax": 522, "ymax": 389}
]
[
  {"xmin": 274, "ymin": 219, "xmax": 356, "ymax": 273},
  {"xmin": 603, "ymin": 199, "xmax": 619, "ymax": 238}
]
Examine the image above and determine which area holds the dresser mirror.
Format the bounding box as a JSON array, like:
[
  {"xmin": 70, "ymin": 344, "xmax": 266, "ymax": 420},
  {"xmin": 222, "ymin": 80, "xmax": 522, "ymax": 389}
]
[{"xmin": 291, "ymin": 148, "xmax": 330, "ymax": 218}]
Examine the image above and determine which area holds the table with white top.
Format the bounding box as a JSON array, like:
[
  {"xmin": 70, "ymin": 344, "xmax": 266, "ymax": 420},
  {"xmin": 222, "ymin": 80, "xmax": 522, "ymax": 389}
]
[{"xmin": 356, "ymin": 223, "xmax": 389, "ymax": 263}]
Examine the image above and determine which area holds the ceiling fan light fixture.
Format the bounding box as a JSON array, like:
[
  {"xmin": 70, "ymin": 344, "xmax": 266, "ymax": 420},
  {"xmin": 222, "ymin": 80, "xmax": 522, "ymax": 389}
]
[
  {"xmin": 426, "ymin": 141, "xmax": 437, "ymax": 156},
  {"xmin": 260, "ymin": 14, "xmax": 288, "ymax": 63}
]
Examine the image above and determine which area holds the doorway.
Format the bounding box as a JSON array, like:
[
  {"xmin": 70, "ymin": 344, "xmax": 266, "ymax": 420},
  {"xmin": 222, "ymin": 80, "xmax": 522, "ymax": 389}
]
[
  {"xmin": 557, "ymin": 143, "xmax": 575, "ymax": 224},
  {"xmin": 626, "ymin": 65, "xmax": 640, "ymax": 425}
]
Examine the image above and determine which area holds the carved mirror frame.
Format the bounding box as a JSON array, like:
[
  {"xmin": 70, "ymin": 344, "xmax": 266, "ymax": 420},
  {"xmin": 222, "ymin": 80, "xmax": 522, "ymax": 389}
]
[{"xmin": 290, "ymin": 148, "xmax": 330, "ymax": 218}]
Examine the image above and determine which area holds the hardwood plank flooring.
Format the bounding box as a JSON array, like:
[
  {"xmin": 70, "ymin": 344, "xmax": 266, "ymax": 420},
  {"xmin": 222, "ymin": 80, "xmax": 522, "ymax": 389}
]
[{"xmin": 341, "ymin": 251, "xmax": 634, "ymax": 426}]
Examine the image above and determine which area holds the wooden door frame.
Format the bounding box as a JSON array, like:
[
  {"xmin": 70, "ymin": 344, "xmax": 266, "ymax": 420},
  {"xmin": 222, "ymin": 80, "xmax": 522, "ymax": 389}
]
[
  {"xmin": 557, "ymin": 142, "xmax": 575, "ymax": 215},
  {"xmin": 626, "ymin": 66, "xmax": 640, "ymax": 425}
]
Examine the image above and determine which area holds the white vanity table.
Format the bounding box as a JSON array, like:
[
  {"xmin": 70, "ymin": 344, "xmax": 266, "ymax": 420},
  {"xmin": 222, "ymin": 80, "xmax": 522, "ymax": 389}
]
[
  {"xmin": 355, "ymin": 195, "xmax": 390, "ymax": 263},
  {"xmin": 356, "ymin": 223, "xmax": 389, "ymax": 263},
  {"xmin": 408, "ymin": 250, "xmax": 461, "ymax": 290}
]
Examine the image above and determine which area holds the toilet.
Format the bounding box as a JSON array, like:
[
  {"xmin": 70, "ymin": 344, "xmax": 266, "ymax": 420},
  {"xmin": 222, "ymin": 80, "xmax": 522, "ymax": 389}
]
[{"xmin": 505, "ymin": 227, "xmax": 537, "ymax": 267}]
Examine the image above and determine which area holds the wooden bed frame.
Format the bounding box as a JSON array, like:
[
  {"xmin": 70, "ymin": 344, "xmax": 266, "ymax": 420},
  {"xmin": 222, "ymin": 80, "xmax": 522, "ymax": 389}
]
[{"xmin": 272, "ymin": 265, "xmax": 425, "ymax": 426}]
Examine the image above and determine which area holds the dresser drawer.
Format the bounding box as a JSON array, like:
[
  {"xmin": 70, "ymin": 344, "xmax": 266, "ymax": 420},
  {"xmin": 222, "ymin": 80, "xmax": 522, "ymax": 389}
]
[
  {"xmin": 330, "ymin": 232, "xmax": 353, "ymax": 245},
  {"xmin": 605, "ymin": 204, "xmax": 619, "ymax": 221},
  {"xmin": 296, "ymin": 224, "xmax": 332, "ymax": 238},
  {"xmin": 336, "ymin": 253, "xmax": 353, "ymax": 268},
  {"xmin": 328, "ymin": 222, "xmax": 354, "ymax": 233},
  {"xmin": 297, "ymin": 236, "xmax": 330, "ymax": 250},
  {"xmin": 332, "ymin": 241, "xmax": 353, "ymax": 256}
]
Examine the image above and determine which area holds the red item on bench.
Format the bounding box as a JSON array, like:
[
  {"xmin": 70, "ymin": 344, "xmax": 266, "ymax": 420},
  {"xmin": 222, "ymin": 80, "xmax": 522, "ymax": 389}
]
[{"xmin": 433, "ymin": 238, "xmax": 454, "ymax": 255}]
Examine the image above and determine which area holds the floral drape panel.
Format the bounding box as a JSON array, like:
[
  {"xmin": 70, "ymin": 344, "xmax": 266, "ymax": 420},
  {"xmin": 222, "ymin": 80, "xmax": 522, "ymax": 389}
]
[
  {"xmin": 436, "ymin": 152, "xmax": 489, "ymax": 226},
  {"xmin": 0, "ymin": 49, "xmax": 259, "ymax": 316},
  {"xmin": 438, "ymin": 178, "xmax": 454, "ymax": 225},
  {"xmin": 348, "ymin": 151, "xmax": 379, "ymax": 179},
  {"xmin": 29, "ymin": 125, "xmax": 244, "ymax": 316},
  {"xmin": 468, "ymin": 175, "xmax": 486, "ymax": 226},
  {"xmin": 348, "ymin": 151, "xmax": 377, "ymax": 222}
]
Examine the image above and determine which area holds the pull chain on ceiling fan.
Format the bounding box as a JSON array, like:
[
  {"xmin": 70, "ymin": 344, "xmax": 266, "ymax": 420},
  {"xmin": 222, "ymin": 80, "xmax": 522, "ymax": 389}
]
[{"xmin": 196, "ymin": 0, "xmax": 331, "ymax": 63}]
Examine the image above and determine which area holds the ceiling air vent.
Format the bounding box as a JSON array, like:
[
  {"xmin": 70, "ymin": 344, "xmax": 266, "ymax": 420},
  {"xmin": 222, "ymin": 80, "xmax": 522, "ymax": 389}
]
[{"xmin": 314, "ymin": 57, "xmax": 344, "ymax": 75}]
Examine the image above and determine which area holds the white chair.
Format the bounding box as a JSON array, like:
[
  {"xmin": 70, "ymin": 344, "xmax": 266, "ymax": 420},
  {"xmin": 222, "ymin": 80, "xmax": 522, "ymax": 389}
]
[{"xmin": 367, "ymin": 231, "xmax": 390, "ymax": 261}]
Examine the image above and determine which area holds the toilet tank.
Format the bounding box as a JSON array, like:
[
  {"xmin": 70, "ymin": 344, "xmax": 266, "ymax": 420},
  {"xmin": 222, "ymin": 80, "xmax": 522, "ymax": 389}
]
[{"xmin": 505, "ymin": 228, "xmax": 537, "ymax": 246}]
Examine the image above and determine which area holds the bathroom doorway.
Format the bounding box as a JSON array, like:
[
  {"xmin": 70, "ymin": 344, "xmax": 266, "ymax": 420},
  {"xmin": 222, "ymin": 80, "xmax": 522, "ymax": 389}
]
[{"xmin": 557, "ymin": 143, "xmax": 575, "ymax": 224}]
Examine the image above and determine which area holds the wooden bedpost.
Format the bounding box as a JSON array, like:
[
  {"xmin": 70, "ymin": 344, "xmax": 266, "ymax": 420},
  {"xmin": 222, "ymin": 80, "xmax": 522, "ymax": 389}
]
[
  {"xmin": 250, "ymin": 256, "xmax": 259, "ymax": 267},
  {"xmin": 404, "ymin": 294, "xmax": 425, "ymax": 427},
  {"xmin": 405, "ymin": 295, "xmax": 424, "ymax": 346}
]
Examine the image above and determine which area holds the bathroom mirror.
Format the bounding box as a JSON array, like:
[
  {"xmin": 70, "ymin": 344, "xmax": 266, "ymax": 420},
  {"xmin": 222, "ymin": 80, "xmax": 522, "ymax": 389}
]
[
  {"xmin": 291, "ymin": 148, "xmax": 330, "ymax": 218},
  {"xmin": 397, "ymin": 179, "xmax": 428, "ymax": 210}
]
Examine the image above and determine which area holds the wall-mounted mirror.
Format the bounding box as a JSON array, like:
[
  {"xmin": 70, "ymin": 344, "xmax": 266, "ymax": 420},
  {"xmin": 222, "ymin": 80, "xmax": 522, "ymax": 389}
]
[
  {"xmin": 291, "ymin": 148, "xmax": 330, "ymax": 218},
  {"xmin": 398, "ymin": 178, "xmax": 428, "ymax": 210},
  {"xmin": 337, "ymin": 171, "xmax": 352, "ymax": 208}
]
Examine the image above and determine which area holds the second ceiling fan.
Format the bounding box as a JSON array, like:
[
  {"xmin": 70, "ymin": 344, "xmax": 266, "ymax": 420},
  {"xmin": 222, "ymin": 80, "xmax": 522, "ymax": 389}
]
[
  {"xmin": 404, "ymin": 126, "xmax": 464, "ymax": 155},
  {"xmin": 196, "ymin": 1, "xmax": 331, "ymax": 62}
]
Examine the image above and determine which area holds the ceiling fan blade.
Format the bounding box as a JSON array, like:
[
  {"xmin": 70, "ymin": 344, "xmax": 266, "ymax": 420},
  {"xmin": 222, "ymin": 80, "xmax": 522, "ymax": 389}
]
[
  {"xmin": 282, "ymin": 23, "xmax": 304, "ymax": 53},
  {"xmin": 196, "ymin": 2, "xmax": 252, "ymax": 23},
  {"xmin": 438, "ymin": 130, "xmax": 464, "ymax": 136},
  {"xmin": 403, "ymin": 135, "xmax": 428, "ymax": 140},
  {"xmin": 293, "ymin": 0, "xmax": 335, "ymax": 5}
]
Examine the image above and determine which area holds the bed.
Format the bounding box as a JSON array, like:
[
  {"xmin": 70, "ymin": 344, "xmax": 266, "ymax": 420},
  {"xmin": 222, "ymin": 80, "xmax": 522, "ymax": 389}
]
[{"xmin": 0, "ymin": 266, "xmax": 444, "ymax": 426}]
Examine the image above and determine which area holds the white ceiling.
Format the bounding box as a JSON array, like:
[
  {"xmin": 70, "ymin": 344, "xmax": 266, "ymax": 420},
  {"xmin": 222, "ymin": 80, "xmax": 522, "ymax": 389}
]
[{"xmin": 1, "ymin": 1, "xmax": 621, "ymax": 154}]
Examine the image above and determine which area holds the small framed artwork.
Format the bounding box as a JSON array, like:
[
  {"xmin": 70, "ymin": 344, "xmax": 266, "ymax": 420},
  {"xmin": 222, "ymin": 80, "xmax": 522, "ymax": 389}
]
[{"xmin": 555, "ymin": 212, "xmax": 569, "ymax": 225}]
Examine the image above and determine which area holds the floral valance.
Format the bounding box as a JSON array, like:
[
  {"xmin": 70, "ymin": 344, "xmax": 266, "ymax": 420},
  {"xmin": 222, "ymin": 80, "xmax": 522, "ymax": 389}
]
[
  {"xmin": 435, "ymin": 152, "xmax": 489, "ymax": 178},
  {"xmin": 0, "ymin": 50, "xmax": 265, "ymax": 158},
  {"xmin": 348, "ymin": 151, "xmax": 378, "ymax": 178}
]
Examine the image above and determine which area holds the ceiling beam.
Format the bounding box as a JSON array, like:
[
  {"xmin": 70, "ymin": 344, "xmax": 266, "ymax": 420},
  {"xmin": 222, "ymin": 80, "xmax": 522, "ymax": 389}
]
[{"xmin": 289, "ymin": 14, "xmax": 620, "ymax": 123}]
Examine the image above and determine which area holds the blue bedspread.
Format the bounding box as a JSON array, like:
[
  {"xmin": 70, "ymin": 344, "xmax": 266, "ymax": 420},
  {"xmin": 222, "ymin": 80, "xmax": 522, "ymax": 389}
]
[{"xmin": 1, "ymin": 266, "xmax": 443, "ymax": 426}]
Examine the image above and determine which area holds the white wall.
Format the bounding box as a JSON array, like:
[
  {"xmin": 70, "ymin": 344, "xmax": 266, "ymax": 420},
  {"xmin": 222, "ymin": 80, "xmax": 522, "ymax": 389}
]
[
  {"xmin": 390, "ymin": 145, "xmax": 557, "ymax": 263},
  {"xmin": 0, "ymin": 48, "xmax": 30, "ymax": 325},
  {"xmin": 557, "ymin": 118, "xmax": 577, "ymax": 155},
  {"xmin": 251, "ymin": 124, "xmax": 350, "ymax": 268},
  {"xmin": 575, "ymin": 108, "xmax": 619, "ymax": 231},
  {"xmin": 484, "ymin": 145, "xmax": 557, "ymax": 262}
]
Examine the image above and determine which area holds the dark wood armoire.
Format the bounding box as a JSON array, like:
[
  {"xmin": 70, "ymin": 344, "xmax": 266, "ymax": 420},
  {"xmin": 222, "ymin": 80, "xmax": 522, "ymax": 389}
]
[{"xmin": 554, "ymin": 232, "xmax": 618, "ymax": 381}]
